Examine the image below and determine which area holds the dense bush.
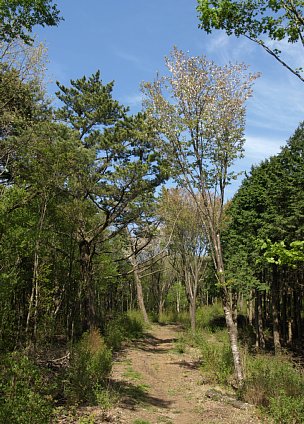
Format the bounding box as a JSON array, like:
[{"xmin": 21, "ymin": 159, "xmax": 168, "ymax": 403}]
[
  {"xmin": 240, "ymin": 354, "xmax": 304, "ymax": 423},
  {"xmin": 105, "ymin": 310, "xmax": 145, "ymax": 351},
  {"xmin": 195, "ymin": 330, "xmax": 234, "ymax": 385},
  {"xmin": 196, "ymin": 303, "xmax": 224, "ymax": 331},
  {"xmin": 64, "ymin": 328, "xmax": 112, "ymax": 404},
  {"xmin": 0, "ymin": 352, "xmax": 53, "ymax": 423}
]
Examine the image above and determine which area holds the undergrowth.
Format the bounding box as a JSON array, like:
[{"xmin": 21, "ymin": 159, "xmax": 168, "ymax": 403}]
[
  {"xmin": 105, "ymin": 310, "xmax": 146, "ymax": 351},
  {"xmin": 178, "ymin": 303, "xmax": 304, "ymax": 424},
  {"xmin": 0, "ymin": 352, "xmax": 53, "ymax": 423},
  {"xmin": 0, "ymin": 310, "xmax": 146, "ymax": 423}
]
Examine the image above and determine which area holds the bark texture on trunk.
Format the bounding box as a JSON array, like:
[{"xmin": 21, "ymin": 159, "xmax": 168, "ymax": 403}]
[
  {"xmin": 126, "ymin": 228, "xmax": 150, "ymax": 324},
  {"xmin": 213, "ymin": 231, "xmax": 244, "ymax": 386},
  {"xmin": 255, "ymin": 289, "xmax": 265, "ymax": 350},
  {"xmin": 133, "ymin": 264, "xmax": 149, "ymax": 324}
]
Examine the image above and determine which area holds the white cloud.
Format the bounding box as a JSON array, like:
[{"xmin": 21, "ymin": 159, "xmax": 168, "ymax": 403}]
[
  {"xmin": 123, "ymin": 93, "xmax": 143, "ymax": 108},
  {"xmin": 244, "ymin": 135, "xmax": 283, "ymax": 161}
]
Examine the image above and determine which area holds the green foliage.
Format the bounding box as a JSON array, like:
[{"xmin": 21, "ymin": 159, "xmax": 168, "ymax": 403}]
[
  {"xmin": 94, "ymin": 387, "xmax": 117, "ymax": 410},
  {"xmin": 240, "ymin": 354, "xmax": 304, "ymax": 422},
  {"xmin": 173, "ymin": 336, "xmax": 187, "ymax": 354},
  {"xmin": 64, "ymin": 328, "xmax": 112, "ymax": 404},
  {"xmin": 197, "ymin": 0, "xmax": 304, "ymax": 82},
  {"xmin": 105, "ymin": 311, "xmax": 145, "ymax": 351},
  {"xmin": 0, "ymin": 0, "xmax": 62, "ymax": 44},
  {"xmin": 241, "ymin": 355, "xmax": 304, "ymax": 404},
  {"xmin": 196, "ymin": 303, "xmax": 224, "ymax": 331},
  {"xmin": 257, "ymin": 239, "xmax": 304, "ymax": 266},
  {"xmin": 268, "ymin": 392, "xmax": 304, "ymax": 424},
  {"xmin": 0, "ymin": 352, "xmax": 53, "ymax": 423},
  {"xmin": 197, "ymin": 331, "xmax": 234, "ymax": 385},
  {"xmin": 157, "ymin": 310, "xmax": 179, "ymax": 324}
]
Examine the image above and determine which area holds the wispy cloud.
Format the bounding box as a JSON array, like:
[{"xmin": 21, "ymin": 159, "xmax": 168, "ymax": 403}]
[
  {"xmin": 244, "ymin": 135, "xmax": 283, "ymax": 161},
  {"xmin": 114, "ymin": 50, "xmax": 151, "ymax": 72},
  {"xmin": 247, "ymin": 73, "xmax": 304, "ymax": 133},
  {"xmin": 123, "ymin": 93, "xmax": 143, "ymax": 108}
]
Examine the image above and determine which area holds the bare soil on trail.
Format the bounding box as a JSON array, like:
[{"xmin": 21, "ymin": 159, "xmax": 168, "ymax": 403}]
[{"xmin": 101, "ymin": 324, "xmax": 263, "ymax": 424}]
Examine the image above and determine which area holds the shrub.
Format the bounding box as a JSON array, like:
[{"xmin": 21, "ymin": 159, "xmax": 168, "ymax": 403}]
[
  {"xmin": 240, "ymin": 354, "xmax": 304, "ymax": 423},
  {"xmin": 105, "ymin": 310, "xmax": 145, "ymax": 351},
  {"xmin": 0, "ymin": 352, "xmax": 53, "ymax": 423},
  {"xmin": 180, "ymin": 327, "xmax": 234, "ymax": 385},
  {"xmin": 196, "ymin": 303, "xmax": 224, "ymax": 331},
  {"xmin": 65, "ymin": 328, "xmax": 112, "ymax": 404},
  {"xmin": 268, "ymin": 392, "xmax": 304, "ymax": 424},
  {"xmin": 241, "ymin": 354, "xmax": 304, "ymax": 406},
  {"xmin": 198, "ymin": 333, "xmax": 234, "ymax": 385}
]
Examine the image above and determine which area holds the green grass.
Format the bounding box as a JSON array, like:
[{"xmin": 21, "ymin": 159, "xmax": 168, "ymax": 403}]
[{"xmin": 123, "ymin": 366, "xmax": 142, "ymax": 381}]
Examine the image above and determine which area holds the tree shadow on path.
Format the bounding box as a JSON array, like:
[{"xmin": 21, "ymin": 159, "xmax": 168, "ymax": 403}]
[{"xmin": 108, "ymin": 378, "xmax": 173, "ymax": 411}]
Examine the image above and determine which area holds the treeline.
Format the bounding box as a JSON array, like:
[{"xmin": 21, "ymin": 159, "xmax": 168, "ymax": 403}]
[
  {"xmin": 223, "ymin": 124, "xmax": 304, "ymax": 352},
  {"xmin": 0, "ymin": 62, "xmax": 169, "ymax": 350}
]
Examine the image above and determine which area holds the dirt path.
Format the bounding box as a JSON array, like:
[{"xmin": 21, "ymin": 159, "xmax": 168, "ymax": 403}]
[{"xmin": 106, "ymin": 324, "xmax": 262, "ymax": 424}]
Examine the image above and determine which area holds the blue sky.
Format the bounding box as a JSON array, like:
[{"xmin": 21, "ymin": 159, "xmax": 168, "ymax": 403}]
[{"xmin": 36, "ymin": 0, "xmax": 304, "ymax": 197}]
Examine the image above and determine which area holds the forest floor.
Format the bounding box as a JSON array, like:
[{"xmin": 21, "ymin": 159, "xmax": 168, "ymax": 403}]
[{"xmin": 74, "ymin": 324, "xmax": 265, "ymax": 424}]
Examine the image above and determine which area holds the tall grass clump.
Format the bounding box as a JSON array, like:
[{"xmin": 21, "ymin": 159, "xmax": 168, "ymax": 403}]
[
  {"xmin": 0, "ymin": 352, "xmax": 53, "ymax": 423},
  {"xmin": 64, "ymin": 328, "xmax": 112, "ymax": 404},
  {"xmin": 240, "ymin": 354, "xmax": 304, "ymax": 423},
  {"xmin": 196, "ymin": 330, "xmax": 234, "ymax": 385}
]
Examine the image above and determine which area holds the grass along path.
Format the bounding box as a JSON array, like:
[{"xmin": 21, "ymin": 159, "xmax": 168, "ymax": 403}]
[{"xmin": 108, "ymin": 324, "xmax": 262, "ymax": 424}]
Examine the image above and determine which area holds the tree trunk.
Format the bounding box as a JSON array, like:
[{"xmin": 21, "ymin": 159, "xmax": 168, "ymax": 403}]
[
  {"xmin": 176, "ymin": 287, "xmax": 181, "ymax": 313},
  {"xmin": 222, "ymin": 291, "xmax": 243, "ymax": 385},
  {"xmin": 189, "ymin": 299, "xmax": 196, "ymax": 332},
  {"xmin": 26, "ymin": 195, "xmax": 48, "ymax": 346},
  {"xmin": 213, "ymin": 232, "xmax": 244, "ymax": 386},
  {"xmin": 126, "ymin": 228, "xmax": 150, "ymax": 324},
  {"xmin": 79, "ymin": 239, "xmax": 96, "ymax": 330},
  {"xmin": 271, "ymin": 264, "xmax": 281, "ymax": 354},
  {"xmin": 133, "ymin": 265, "xmax": 149, "ymax": 324},
  {"xmin": 294, "ymin": 284, "xmax": 302, "ymax": 342},
  {"xmin": 255, "ymin": 289, "xmax": 265, "ymax": 350},
  {"xmin": 247, "ymin": 296, "xmax": 253, "ymax": 326},
  {"xmin": 158, "ymin": 296, "xmax": 165, "ymax": 320}
]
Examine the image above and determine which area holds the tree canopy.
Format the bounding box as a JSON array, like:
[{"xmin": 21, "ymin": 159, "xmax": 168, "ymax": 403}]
[
  {"xmin": 197, "ymin": 0, "xmax": 304, "ymax": 82},
  {"xmin": 0, "ymin": 0, "xmax": 62, "ymax": 44}
]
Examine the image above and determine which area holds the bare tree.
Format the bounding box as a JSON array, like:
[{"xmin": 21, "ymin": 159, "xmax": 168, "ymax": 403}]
[{"xmin": 143, "ymin": 47, "xmax": 259, "ymax": 385}]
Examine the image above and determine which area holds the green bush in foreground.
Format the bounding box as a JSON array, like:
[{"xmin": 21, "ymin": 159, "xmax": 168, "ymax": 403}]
[
  {"xmin": 0, "ymin": 352, "xmax": 52, "ymax": 423},
  {"xmin": 192, "ymin": 305, "xmax": 304, "ymax": 424},
  {"xmin": 196, "ymin": 303, "xmax": 224, "ymax": 331},
  {"xmin": 268, "ymin": 392, "xmax": 304, "ymax": 424},
  {"xmin": 64, "ymin": 328, "xmax": 112, "ymax": 404},
  {"xmin": 196, "ymin": 331, "xmax": 234, "ymax": 385},
  {"xmin": 240, "ymin": 354, "xmax": 304, "ymax": 423}
]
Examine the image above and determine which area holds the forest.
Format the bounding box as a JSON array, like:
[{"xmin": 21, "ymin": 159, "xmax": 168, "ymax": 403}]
[{"xmin": 0, "ymin": 1, "xmax": 303, "ymax": 423}]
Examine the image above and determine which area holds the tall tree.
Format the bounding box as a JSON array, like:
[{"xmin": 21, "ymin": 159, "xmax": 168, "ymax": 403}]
[
  {"xmin": 56, "ymin": 71, "xmax": 167, "ymax": 329},
  {"xmin": 197, "ymin": 0, "xmax": 304, "ymax": 83},
  {"xmin": 224, "ymin": 121, "xmax": 304, "ymax": 351},
  {"xmin": 143, "ymin": 47, "xmax": 258, "ymax": 385}
]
